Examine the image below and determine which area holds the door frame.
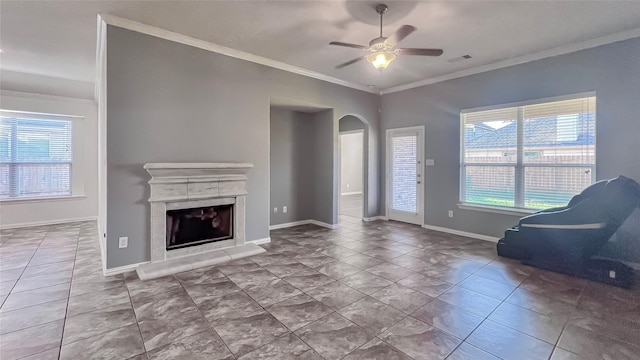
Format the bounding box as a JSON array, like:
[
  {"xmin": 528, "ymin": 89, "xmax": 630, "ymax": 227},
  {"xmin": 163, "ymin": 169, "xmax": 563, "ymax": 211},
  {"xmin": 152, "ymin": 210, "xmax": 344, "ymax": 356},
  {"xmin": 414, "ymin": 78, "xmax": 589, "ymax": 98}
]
[
  {"xmin": 385, "ymin": 126, "xmax": 425, "ymax": 225},
  {"xmin": 338, "ymin": 129, "xmax": 365, "ymax": 219}
]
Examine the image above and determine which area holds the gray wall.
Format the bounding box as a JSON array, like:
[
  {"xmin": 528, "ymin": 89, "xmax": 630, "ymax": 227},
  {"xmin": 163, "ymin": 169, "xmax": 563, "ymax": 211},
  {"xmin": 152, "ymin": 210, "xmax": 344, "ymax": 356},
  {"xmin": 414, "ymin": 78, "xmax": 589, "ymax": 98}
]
[
  {"xmin": 106, "ymin": 26, "xmax": 380, "ymax": 269},
  {"xmin": 339, "ymin": 116, "xmax": 367, "ymax": 132},
  {"xmin": 381, "ymin": 36, "xmax": 640, "ymax": 241},
  {"xmin": 340, "ymin": 132, "xmax": 363, "ymax": 194},
  {"xmin": 312, "ymin": 110, "xmax": 336, "ymax": 225},
  {"xmin": 269, "ymin": 108, "xmax": 314, "ymax": 225}
]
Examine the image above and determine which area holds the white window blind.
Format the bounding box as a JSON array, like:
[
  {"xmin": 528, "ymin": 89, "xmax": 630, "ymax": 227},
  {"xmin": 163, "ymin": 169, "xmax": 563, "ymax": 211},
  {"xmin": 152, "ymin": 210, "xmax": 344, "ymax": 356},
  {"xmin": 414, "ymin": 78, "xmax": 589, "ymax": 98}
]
[
  {"xmin": 0, "ymin": 111, "xmax": 73, "ymax": 199},
  {"xmin": 391, "ymin": 135, "xmax": 418, "ymax": 213},
  {"xmin": 461, "ymin": 95, "xmax": 596, "ymax": 210}
]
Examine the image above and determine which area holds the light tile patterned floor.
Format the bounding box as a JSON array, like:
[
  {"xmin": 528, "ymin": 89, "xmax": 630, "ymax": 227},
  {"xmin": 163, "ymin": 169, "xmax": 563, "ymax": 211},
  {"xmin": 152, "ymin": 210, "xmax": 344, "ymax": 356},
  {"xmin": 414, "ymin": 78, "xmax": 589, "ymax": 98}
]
[{"xmin": 1, "ymin": 216, "xmax": 639, "ymax": 359}]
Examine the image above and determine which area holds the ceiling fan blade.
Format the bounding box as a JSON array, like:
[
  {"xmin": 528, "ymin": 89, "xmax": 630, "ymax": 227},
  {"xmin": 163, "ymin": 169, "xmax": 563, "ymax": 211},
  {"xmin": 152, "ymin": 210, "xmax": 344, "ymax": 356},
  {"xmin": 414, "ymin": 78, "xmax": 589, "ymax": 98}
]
[
  {"xmin": 386, "ymin": 25, "xmax": 416, "ymax": 45},
  {"xmin": 397, "ymin": 48, "xmax": 444, "ymax": 56},
  {"xmin": 329, "ymin": 41, "xmax": 368, "ymax": 50},
  {"xmin": 335, "ymin": 56, "xmax": 367, "ymax": 69}
]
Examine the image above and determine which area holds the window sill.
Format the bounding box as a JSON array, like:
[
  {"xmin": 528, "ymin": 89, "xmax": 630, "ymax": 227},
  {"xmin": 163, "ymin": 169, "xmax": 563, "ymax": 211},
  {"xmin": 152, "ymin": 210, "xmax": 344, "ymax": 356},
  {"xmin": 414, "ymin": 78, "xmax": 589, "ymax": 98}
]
[
  {"xmin": 457, "ymin": 203, "xmax": 536, "ymax": 217},
  {"xmin": 0, "ymin": 194, "xmax": 87, "ymax": 204}
]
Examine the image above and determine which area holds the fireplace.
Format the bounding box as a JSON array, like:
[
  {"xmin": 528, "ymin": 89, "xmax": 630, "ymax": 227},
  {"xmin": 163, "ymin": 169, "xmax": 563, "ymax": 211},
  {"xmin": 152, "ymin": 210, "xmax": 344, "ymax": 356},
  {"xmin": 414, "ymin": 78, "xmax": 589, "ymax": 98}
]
[
  {"xmin": 143, "ymin": 162, "xmax": 256, "ymax": 263},
  {"xmin": 138, "ymin": 162, "xmax": 264, "ymax": 280},
  {"xmin": 166, "ymin": 204, "xmax": 234, "ymax": 250}
]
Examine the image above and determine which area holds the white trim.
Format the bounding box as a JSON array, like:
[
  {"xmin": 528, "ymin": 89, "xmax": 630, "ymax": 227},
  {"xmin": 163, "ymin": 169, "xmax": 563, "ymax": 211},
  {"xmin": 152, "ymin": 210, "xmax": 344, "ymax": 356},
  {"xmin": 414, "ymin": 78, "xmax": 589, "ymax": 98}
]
[
  {"xmin": 340, "ymin": 191, "xmax": 363, "ymax": 196},
  {"xmin": 521, "ymin": 222, "xmax": 606, "ymax": 229},
  {"xmin": 0, "ymin": 216, "xmax": 97, "ymax": 230},
  {"xmin": 363, "ymin": 216, "xmax": 388, "ymax": 222},
  {"xmin": 382, "ymin": 27, "xmax": 640, "ymax": 94},
  {"xmin": 0, "ymin": 195, "xmax": 87, "ymax": 204},
  {"xmin": 0, "ymin": 90, "xmax": 96, "ymax": 105},
  {"xmin": 269, "ymin": 220, "xmax": 312, "ymax": 230},
  {"xmin": 96, "ymin": 14, "xmax": 109, "ymax": 279},
  {"xmin": 98, "ymin": 14, "xmax": 376, "ymax": 95},
  {"xmin": 422, "ymin": 224, "xmax": 500, "ymax": 243},
  {"xmin": 308, "ymin": 220, "xmax": 339, "ymax": 229},
  {"xmin": 99, "ymin": 222, "xmax": 107, "ymax": 277},
  {"xmin": 0, "ymin": 109, "xmax": 84, "ymax": 121},
  {"xmin": 339, "ymin": 129, "xmax": 366, "ymax": 135},
  {"xmin": 103, "ymin": 261, "xmax": 149, "ymax": 276},
  {"xmin": 248, "ymin": 237, "xmax": 272, "ymax": 245},
  {"xmin": 269, "ymin": 219, "xmax": 338, "ymax": 230},
  {"xmin": 457, "ymin": 203, "xmax": 536, "ymax": 217}
]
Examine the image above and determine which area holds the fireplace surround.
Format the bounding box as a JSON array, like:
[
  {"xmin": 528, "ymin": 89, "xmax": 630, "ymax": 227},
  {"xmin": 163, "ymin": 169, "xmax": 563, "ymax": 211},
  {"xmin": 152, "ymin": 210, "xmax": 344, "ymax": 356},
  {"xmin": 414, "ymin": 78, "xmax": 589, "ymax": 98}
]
[{"xmin": 136, "ymin": 162, "xmax": 265, "ymax": 279}]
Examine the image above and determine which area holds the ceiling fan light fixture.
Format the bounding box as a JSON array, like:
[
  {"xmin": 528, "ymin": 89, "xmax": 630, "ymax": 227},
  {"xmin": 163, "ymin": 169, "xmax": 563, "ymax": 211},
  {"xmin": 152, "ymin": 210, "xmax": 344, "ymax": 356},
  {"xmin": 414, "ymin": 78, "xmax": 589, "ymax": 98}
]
[
  {"xmin": 367, "ymin": 51, "xmax": 396, "ymax": 69},
  {"xmin": 329, "ymin": 4, "xmax": 442, "ymax": 70}
]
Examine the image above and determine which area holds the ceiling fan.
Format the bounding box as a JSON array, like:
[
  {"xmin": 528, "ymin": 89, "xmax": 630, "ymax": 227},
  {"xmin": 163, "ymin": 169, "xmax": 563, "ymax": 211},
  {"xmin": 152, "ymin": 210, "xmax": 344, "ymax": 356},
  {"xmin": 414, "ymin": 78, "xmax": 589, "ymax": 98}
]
[{"xmin": 329, "ymin": 4, "xmax": 443, "ymax": 69}]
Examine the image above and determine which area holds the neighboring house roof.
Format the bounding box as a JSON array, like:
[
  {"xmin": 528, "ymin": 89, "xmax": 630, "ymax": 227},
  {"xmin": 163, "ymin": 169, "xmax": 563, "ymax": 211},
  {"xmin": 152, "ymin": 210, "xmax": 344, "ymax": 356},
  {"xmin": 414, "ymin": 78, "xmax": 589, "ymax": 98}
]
[{"xmin": 465, "ymin": 113, "xmax": 595, "ymax": 149}]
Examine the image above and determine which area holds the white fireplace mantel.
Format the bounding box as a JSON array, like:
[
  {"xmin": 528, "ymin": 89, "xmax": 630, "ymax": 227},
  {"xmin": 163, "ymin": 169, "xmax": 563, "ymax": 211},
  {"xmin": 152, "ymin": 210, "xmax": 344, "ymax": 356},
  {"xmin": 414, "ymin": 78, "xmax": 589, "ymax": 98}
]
[
  {"xmin": 144, "ymin": 162, "xmax": 254, "ymax": 202},
  {"xmin": 136, "ymin": 162, "xmax": 264, "ymax": 280}
]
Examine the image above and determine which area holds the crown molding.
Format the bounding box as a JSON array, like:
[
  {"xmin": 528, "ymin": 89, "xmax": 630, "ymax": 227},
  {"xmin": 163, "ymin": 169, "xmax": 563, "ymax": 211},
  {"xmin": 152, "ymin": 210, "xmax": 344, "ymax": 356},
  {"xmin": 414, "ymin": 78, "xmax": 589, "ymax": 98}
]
[
  {"xmin": 98, "ymin": 14, "xmax": 378, "ymax": 95},
  {"xmin": 381, "ymin": 27, "xmax": 640, "ymax": 95},
  {"xmin": 1, "ymin": 89, "xmax": 96, "ymax": 104}
]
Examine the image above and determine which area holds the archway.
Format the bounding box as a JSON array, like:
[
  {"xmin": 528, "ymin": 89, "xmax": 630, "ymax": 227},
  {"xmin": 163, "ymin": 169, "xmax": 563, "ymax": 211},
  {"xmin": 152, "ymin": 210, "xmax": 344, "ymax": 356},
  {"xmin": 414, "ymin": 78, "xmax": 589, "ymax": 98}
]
[{"xmin": 337, "ymin": 115, "xmax": 369, "ymax": 223}]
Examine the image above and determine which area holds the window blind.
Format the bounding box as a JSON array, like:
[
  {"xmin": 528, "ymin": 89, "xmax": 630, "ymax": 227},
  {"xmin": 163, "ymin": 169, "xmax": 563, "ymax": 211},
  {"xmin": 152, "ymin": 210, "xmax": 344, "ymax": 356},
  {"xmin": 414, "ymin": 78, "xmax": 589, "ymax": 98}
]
[
  {"xmin": 461, "ymin": 95, "xmax": 596, "ymax": 210},
  {"xmin": 391, "ymin": 135, "xmax": 418, "ymax": 213},
  {"xmin": 0, "ymin": 111, "xmax": 73, "ymax": 199}
]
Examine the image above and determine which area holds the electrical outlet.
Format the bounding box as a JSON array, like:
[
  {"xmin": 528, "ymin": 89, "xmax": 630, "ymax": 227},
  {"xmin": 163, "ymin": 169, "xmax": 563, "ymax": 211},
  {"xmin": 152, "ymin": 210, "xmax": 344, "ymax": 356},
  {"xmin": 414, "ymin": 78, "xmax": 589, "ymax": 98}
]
[
  {"xmin": 273, "ymin": 207, "xmax": 278, "ymax": 213},
  {"xmin": 118, "ymin": 236, "xmax": 128, "ymax": 248},
  {"xmin": 448, "ymin": 210, "xmax": 454, "ymax": 218},
  {"xmin": 347, "ymin": 183, "xmax": 350, "ymax": 188},
  {"xmin": 283, "ymin": 206, "xmax": 288, "ymax": 213}
]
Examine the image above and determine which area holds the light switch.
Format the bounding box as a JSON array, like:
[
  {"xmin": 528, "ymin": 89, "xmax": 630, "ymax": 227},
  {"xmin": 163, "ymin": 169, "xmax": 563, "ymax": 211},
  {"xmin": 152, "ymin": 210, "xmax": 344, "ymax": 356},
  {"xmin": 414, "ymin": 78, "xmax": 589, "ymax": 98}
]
[{"xmin": 425, "ymin": 159, "xmax": 435, "ymax": 166}]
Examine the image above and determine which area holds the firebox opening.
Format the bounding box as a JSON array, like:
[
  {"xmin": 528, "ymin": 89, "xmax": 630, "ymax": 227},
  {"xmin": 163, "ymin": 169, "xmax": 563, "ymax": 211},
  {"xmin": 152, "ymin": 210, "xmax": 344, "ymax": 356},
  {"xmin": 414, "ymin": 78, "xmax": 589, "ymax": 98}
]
[{"xmin": 166, "ymin": 204, "xmax": 234, "ymax": 250}]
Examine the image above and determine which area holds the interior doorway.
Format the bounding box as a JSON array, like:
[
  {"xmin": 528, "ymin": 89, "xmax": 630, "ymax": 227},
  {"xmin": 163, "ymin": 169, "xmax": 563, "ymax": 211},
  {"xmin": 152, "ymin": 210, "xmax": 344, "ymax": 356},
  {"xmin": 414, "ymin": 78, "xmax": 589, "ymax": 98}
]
[
  {"xmin": 339, "ymin": 130, "xmax": 364, "ymax": 220},
  {"xmin": 337, "ymin": 114, "xmax": 368, "ymax": 224}
]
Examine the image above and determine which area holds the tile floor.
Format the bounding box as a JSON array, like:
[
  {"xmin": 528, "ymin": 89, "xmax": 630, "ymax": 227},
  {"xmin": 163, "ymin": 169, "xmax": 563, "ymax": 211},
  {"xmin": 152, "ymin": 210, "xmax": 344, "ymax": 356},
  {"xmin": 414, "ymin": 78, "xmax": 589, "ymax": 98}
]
[
  {"xmin": 1, "ymin": 216, "xmax": 639, "ymax": 359},
  {"xmin": 339, "ymin": 194, "xmax": 363, "ymax": 219}
]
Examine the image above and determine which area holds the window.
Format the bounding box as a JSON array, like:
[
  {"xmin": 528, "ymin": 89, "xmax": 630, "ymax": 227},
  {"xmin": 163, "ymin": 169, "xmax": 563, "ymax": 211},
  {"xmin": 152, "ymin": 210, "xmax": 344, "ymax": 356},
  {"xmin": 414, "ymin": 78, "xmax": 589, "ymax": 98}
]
[
  {"xmin": 0, "ymin": 111, "xmax": 74, "ymax": 199},
  {"xmin": 460, "ymin": 95, "xmax": 596, "ymax": 210}
]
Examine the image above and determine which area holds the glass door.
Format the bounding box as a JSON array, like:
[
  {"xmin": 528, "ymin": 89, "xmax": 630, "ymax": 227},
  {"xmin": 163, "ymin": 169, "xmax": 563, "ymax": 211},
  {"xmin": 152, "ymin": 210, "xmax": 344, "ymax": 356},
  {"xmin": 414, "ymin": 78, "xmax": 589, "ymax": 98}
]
[{"xmin": 386, "ymin": 127, "xmax": 424, "ymax": 225}]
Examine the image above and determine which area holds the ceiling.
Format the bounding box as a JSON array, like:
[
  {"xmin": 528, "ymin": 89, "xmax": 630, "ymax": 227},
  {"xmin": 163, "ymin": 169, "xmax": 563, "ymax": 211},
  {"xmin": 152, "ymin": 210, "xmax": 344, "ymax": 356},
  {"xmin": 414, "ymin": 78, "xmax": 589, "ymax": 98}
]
[{"xmin": 2, "ymin": 0, "xmax": 640, "ymax": 92}]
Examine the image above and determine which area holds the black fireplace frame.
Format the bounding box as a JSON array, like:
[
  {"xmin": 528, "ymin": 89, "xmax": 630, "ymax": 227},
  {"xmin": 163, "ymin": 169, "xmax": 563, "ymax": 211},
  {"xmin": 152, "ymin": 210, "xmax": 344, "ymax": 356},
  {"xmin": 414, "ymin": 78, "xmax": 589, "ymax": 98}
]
[{"xmin": 165, "ymin": 204, "xmax": 234, "ymax": 251}]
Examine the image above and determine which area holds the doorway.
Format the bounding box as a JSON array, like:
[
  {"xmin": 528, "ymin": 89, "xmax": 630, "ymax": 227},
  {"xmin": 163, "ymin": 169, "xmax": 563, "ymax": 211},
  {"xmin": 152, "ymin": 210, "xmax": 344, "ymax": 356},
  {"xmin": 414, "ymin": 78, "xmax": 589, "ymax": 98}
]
[
  {"xmin": 386, "ymin": 126, "xmax": 424, "ymax": 225},
  {"xmin": 339, "ymin": 130, "xmax": 364, "ymax": 220}
]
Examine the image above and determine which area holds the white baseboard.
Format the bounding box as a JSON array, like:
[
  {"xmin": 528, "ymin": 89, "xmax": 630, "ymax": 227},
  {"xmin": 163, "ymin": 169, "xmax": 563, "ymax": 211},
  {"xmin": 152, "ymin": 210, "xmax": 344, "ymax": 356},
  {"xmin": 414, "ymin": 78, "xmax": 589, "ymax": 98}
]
[
  {"xmin": 308, "ymin": 220, "xmax": 339, "ymax": 230},
  {"xmin": 363, "ymin": 216, "xmax": 388, "ymax": 222},
  {"xmin": 249, "ymin": 237, "xmax": 271, "ymax": 245},
  {"xmin": 269, "ymin": 219, "xmax": 338, "ymax": 230},
  {"xmin": 0, "ymin": 216, "xmax": 98, "ymax": 230},
  {"xmin": 269, "ymin": 220, "xmax": 312, "ymax": 230},
  {"xmin": 340, "ymin": 191, "xmax": 363, "ymax": 196},
  {"xmin": 103, "ymin": 261, "xmax": 149, "ymax": 276},
  {"xmin": 421, "ymin": 224, "xmax": 500, "ymax": 243}
]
